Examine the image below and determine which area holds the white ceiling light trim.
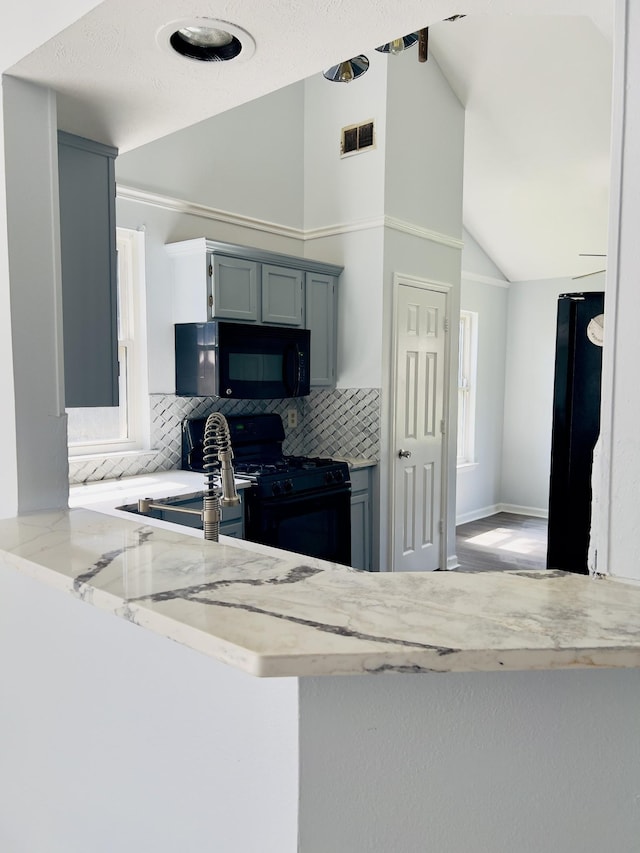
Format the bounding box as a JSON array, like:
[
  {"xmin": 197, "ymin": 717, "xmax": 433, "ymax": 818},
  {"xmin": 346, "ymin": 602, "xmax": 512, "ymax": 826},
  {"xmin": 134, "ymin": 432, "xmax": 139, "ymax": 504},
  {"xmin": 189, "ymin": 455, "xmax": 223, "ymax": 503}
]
[{"xmin": 156, "ymin": 18, "xmax": 256, "ymax": 64}]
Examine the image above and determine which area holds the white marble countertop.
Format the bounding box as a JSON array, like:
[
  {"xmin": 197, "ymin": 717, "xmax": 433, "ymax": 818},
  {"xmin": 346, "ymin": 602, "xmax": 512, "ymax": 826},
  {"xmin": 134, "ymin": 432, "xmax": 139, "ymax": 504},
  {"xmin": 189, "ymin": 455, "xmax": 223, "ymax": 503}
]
[{"xmin": 2, "ymin": 472, "xmax": 640, "ymax": 676}]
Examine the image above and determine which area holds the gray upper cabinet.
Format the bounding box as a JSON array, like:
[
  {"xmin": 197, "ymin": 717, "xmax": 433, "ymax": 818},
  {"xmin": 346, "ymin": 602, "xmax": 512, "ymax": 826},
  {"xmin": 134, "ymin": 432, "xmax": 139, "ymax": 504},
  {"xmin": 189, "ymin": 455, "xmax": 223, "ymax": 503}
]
[
  {"xmin": 58, "ymin": 131, "xmax": 118, "ymax": 408},
  {"xmin": 167, "ymin": 238, "xmax": 342, "ymax": 386},
  {"xmin": 261, "ymin": 264, "xmax": 304, "ymax": 326},
  {"xmin": 305, "ymin": 272, "xmax": 336, "ymax": 386},
  {"xmin": 213, "ymin": 255, "xmax": 259, "ymax": 321}
]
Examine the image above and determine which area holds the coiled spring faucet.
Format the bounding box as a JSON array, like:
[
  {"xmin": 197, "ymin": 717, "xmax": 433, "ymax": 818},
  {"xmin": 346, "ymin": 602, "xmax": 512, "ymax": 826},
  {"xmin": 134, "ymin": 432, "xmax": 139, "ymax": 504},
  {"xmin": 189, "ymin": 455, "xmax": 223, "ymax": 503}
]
[
  {"xmin": 202, "ymin": 412, "xmax": 240, "ymax": 541},
  {"xmin": 137, "ymin": 412, "xmax": 239, "ymax": 541}
]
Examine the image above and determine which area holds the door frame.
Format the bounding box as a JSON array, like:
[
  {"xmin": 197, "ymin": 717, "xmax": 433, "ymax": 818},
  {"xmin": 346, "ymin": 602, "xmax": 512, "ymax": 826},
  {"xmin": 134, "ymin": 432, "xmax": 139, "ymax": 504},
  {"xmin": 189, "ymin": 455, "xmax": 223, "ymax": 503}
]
[{"xmin": 389, "ymin": 273, "xmax": 454, "ymax": 572}]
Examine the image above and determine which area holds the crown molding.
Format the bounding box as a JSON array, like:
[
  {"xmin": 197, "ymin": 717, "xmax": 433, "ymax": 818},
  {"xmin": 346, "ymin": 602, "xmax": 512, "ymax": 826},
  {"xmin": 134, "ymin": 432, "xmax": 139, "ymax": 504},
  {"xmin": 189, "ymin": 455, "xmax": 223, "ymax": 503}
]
[
  {"xmin": 461, "ymin": 269, "xmax": 511, "ymax": 288},
  {"xmin": 384, "ymin": 216, "xmax": 464, "ymax": 250},
  {"xmin": 116, "ymin": 185, "xmax": 305, "ymax": 241},
  {"xmin": 302, "ymin": 216, "xmax": 386, "ymax": 240},
  {"xmin": 117, "ymin": 185, "xmax": 464, "ymax": 250}
]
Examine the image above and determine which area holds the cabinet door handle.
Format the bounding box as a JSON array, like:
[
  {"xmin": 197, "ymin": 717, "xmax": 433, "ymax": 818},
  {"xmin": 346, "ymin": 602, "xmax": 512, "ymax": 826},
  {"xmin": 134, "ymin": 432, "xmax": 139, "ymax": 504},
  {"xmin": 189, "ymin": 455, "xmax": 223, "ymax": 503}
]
[{"xmin": 398, "ymin": 449, "xmax": 412, "ymax": 459}]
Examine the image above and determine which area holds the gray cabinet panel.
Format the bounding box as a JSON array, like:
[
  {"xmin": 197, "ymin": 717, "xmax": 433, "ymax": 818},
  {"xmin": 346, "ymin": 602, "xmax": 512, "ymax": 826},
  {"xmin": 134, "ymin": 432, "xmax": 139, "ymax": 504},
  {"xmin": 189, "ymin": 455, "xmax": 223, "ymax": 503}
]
[
  {"xmin": 350, "ymin": 491, "xmax": 371, "ymax": 571},
  {"xmin": 261, "ymin": 264, "xmax": 304, "ymax": 325},
  {"xmin": 58, "ymin": 131, "xmax": 118, "ymax": 407},
  {"xmin": 220, "ymin": 520, "xmax": 244, "ymax": 539},
  {"xmin": 305, "ymin": 272, "xmax": 336, "ymax": 386},
  {"xmin": 350, "ymin": 467, "xmax": 374, "ymax": 571},
  {"xmin": 212, "ymin": 255, "xmax": 259, "ymax": 321}
]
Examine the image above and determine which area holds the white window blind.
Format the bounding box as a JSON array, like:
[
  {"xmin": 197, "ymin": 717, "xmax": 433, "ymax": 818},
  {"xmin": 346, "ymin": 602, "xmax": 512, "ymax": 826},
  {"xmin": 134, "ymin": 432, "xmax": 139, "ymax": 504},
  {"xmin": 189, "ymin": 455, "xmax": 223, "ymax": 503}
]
[
  {"xmin": 67, "ymin": 227, "xmax": 148, "ymax": 456},
  {"xmin": 457, "ymin": 310, "xmax": 478, "ymax": 465}
]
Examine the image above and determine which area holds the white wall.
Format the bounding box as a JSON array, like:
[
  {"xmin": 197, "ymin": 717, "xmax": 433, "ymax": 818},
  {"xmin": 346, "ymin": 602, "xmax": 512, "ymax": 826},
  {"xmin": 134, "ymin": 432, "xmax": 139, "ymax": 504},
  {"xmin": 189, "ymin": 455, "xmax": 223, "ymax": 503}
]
[
  {"xmin": 457, "ymin": 275, "xmax": 509, "ymax": 522},
  {"xmin": 116, "ymin": 82, "xmax": 305, "ymax": 229},
  {"xmin": 0, "ymin": 83, "xmax": 18, "ymax": 518},
  {"xmin": 299, "ymin": 669, "xmax": 640, "ymax": 852},
  {"xmin": 600, "ymin": 0, "xmax": 640, "ymax": 581},
  {"xmin": 301, "ymin": 51, "xmax": 390, "ymax": 390},
  {"xmin": 381, "ymin": 53, "xmax": 465, "ymax": 570},
  {"xmin": 303, "ymin": 47, "xmax": 465, "ymax": 569},
  {"xmin": 384, "ymin": 50, "xmax": 464, "ymax": 239},
  {"xmin": 462, "ymin": 227, "xmax": 509, "ymax": 281},
  {"xmin": 0, "ymin": 564, "xmax": 299, "ymax": 852},
  {"xmin": 115, "ymin": 83, "xmax": 307, "ymax": 393},
  {"xmin": 302, "ymin": 52, "xmax": 388, "ymax": 229},
  {"xmin": 501, "ymin": 273, "xmax": 605, "ymax": 514}
]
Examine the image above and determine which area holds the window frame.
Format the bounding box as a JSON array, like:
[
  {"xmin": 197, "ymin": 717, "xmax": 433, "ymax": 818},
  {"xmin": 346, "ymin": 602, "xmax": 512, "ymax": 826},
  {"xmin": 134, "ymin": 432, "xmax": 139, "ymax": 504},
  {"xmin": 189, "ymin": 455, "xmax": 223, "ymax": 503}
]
[{"xmin": 67, "ymin": 227, "xmax": 149, "ymax": 457}]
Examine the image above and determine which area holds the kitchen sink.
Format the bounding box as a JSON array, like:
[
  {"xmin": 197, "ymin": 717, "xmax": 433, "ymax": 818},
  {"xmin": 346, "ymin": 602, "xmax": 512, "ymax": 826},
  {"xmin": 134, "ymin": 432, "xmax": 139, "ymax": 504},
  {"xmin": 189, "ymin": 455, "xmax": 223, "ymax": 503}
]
[
  {"xmin": 117, "ymin": 491, "xmax": 207, "ymax": 529},
  {"xmin": 117, "ymin": 489, "xmax": 245, "ymax": 535}
]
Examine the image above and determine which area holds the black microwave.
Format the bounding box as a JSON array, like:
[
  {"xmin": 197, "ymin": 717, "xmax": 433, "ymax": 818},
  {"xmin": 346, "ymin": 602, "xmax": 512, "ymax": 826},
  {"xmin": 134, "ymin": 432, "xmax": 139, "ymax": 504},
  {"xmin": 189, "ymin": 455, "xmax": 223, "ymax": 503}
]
[{"xmin": 175, "ymin": 321, "xmax": 311, "ymax": 399}]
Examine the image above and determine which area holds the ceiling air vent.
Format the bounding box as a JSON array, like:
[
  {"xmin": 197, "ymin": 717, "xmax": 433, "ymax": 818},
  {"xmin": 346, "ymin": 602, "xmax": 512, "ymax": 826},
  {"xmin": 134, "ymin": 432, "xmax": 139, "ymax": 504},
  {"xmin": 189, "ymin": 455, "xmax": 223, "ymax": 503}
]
[{"xmin": 340, "ymin": 120, "xmax": 375, "ymax": 157}]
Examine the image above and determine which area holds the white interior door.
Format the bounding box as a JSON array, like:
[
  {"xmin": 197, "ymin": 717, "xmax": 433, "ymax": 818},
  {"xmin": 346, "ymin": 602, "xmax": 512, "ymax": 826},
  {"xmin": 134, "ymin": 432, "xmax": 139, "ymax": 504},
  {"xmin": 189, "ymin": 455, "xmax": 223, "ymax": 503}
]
[{"xmin": 392, "ymin": 281, "xmax": 448, "ymax": 571}]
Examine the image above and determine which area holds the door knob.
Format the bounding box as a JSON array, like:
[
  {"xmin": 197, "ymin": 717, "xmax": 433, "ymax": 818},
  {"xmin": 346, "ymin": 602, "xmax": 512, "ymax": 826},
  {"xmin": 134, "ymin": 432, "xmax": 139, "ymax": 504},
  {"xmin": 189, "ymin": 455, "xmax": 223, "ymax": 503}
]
[{"xmin": 398, "ymin": 449, "xmax": 412, "ymax": 458}]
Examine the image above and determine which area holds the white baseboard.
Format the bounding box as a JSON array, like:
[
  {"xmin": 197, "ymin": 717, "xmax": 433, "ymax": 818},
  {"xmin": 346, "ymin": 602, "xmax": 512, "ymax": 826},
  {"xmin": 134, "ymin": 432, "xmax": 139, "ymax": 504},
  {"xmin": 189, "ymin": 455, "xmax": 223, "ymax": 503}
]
[
  {"xmin": 499, "ymin": 503, "xmax": 548, "ymax": 519},
  {"xmin": 456, "ymin": 503, "xmax": 548, "ymax": 526},
  {"xmin": 445, "ymin": 554, "xmax": 460, "ymax": 571},
  {"xmin": 456, "ymin": 504, "xmax": 501, "ymax": 526}
]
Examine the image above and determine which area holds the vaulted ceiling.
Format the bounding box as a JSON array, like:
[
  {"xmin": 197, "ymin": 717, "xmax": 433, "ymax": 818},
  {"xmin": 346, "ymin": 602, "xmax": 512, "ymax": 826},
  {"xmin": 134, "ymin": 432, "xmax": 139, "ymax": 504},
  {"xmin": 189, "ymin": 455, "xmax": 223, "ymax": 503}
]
[{"xmin": 4, "ymin": 0, "xmax": 614, "ymax": 281}]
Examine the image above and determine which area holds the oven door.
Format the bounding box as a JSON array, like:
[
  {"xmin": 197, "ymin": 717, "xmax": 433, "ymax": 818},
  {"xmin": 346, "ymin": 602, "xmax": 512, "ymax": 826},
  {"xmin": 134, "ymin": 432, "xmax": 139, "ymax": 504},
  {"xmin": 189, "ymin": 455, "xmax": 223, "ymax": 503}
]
[{"xmin": 245, "ymin": 487, "xmax": 351, "ymax": 567}]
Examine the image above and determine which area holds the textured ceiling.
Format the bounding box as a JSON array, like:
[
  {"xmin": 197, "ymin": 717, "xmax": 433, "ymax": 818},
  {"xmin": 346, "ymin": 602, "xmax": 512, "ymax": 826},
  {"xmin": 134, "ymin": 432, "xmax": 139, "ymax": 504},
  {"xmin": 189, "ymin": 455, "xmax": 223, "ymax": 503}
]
[{"xmin": 5, "ymin": 0, "xmax": 615, "ymax": 281}]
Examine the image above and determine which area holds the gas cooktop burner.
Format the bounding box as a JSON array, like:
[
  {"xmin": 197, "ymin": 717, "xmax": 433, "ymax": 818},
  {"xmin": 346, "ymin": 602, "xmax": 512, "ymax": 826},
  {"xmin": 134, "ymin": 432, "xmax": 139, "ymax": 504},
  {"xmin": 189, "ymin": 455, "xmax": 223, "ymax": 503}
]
[{"xmin": 234, "ymin": 456, "xmax": 339, "ymax": 477}]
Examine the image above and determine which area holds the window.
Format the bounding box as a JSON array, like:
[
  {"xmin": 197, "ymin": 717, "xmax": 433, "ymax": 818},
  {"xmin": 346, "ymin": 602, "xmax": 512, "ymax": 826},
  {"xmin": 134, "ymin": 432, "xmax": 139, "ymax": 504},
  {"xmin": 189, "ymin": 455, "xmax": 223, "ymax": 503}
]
[
  {"xmin": 66, "ymin": 227, "xmax": 148, "ymax": 455},
  {"xmin": 457, "ymin": 310, "xmax": 478, "ymax": 465}
]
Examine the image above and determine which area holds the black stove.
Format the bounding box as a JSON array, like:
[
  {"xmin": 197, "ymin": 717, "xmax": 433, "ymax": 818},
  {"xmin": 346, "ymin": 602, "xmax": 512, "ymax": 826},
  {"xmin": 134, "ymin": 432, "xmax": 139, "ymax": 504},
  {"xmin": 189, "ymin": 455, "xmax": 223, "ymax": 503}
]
[
  {"xmin": 182, "ymin": 414, "xmax": 349, "ymax": 496},
  {"xmin": 181, "ymin": 413, "xmax": 351, "ymax": 565}
]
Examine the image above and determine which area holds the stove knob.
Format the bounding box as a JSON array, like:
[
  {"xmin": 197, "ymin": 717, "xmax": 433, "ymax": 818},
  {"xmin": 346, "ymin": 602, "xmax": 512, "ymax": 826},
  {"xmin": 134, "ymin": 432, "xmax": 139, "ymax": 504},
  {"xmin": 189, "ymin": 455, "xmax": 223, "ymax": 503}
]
[
  {"xmin": 272, "ymin": 483, "xmax": 282, "ymax": 496},
  {"xmin": 333, "ymin": 469, "xmax": 344, "ymax": 482},
  {"xmin": 284, "ymin": 479, "xmax": 294, "ymax": 492},
  {"xmin": 325, "ymin": 471, "xmax": 335, "ymax": 484}
]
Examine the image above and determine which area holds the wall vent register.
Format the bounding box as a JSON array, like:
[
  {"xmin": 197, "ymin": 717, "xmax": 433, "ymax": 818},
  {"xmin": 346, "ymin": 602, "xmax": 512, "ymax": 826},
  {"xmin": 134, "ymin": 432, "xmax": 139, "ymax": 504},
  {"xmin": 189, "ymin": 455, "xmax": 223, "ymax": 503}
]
[{"xmin": 341, "ymin": 120, "xmax": 375, "ymax": 156}]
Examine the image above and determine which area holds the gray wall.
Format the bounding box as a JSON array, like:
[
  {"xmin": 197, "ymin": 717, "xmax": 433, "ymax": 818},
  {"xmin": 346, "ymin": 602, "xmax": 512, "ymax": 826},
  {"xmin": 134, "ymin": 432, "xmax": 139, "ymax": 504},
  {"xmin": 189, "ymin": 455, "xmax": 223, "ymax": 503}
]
[
  {"xmin": 299, "ymin": 669, "xmax": 640, "ymax": 852},
  {"xmin": 2, "ymin": 77, "xmax": 68, "ymax": 512}
]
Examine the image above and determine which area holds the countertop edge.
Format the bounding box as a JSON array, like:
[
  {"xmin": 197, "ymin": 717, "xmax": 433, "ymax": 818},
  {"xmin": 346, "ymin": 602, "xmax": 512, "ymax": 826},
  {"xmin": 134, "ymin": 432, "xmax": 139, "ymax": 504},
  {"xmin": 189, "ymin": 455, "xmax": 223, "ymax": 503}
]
[{"xmin": 7, "ymin": 545, "xmax": 640, "ymax": 678}]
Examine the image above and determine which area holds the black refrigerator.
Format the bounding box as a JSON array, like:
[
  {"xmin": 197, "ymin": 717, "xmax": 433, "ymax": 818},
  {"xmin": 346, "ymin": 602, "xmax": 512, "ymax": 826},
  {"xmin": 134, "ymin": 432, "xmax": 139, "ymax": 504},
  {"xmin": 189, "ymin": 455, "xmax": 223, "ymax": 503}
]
[{"xmin": 547, "ymin": 292, "xmax": 604, "ymax": 574}]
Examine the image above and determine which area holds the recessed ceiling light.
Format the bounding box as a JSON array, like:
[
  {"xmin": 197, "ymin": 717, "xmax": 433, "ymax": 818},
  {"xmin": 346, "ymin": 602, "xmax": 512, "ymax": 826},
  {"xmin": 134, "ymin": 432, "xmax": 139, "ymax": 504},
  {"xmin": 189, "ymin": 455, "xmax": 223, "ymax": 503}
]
[
  {"xmin": 322, "ymin": 55, "xmax": 369, "ymax": 83},
  {"xmin": 157, "ymin": 18, "xmax": 256, "ymax": 63}
]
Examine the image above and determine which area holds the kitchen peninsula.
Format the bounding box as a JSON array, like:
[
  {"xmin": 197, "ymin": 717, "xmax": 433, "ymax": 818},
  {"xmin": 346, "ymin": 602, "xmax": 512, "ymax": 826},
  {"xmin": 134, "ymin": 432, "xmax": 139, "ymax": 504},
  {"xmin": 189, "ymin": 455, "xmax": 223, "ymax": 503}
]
[
  {"xmin": 1, "ymin": 501, "xmax": 640, "ymax": 852},
  {"xmin": 0, "ymin": 492, "xmax": 640, "ymax": 853}
]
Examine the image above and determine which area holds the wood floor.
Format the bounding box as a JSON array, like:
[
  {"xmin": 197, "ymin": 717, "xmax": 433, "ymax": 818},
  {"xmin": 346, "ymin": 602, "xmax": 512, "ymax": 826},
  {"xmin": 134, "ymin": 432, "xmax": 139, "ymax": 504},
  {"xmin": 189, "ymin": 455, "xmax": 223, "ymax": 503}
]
[{"xmin": 454, "ymin": 512, "xmax": 548, "ymax": 572}]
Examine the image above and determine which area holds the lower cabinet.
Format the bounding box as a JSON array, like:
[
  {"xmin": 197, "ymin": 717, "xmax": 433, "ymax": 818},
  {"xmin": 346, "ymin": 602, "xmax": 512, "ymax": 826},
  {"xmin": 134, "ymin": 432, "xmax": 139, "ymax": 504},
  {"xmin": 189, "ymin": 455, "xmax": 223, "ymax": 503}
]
[
  {"xmin": 350, "ymin": 467, "xmax": 373, "ymax": 571},
  {"xmin": 219, "ymin": 499, "xmax": 245, "ymax": 539}
]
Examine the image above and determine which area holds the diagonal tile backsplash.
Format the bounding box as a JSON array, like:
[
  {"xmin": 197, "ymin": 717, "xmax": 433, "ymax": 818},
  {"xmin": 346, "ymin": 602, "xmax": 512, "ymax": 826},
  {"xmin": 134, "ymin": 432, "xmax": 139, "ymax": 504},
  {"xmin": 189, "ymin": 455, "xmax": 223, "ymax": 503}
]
[{"xmin": 68, "ymin": 389, "xmax": 380, "ymax": 484}]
